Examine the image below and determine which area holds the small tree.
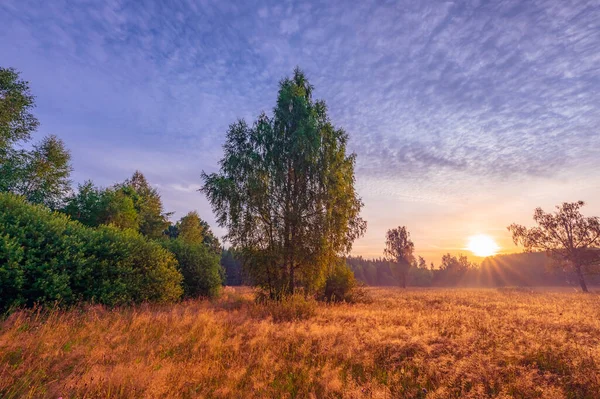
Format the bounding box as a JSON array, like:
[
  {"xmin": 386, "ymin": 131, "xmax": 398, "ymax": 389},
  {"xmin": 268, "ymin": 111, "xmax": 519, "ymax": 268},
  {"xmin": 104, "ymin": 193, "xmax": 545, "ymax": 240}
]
[
  {"xmin": 384, "ymin": 226, "xmax": 415, "ymax": 288},
  {"xmin": 508, "ymin": 201, "xmax": 600, "ymax": 292}
]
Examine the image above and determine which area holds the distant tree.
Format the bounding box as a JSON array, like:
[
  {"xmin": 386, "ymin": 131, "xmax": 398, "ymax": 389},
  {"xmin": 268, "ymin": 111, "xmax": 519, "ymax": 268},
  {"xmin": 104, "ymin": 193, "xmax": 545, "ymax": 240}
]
[
  {"xmin": 432, "ymin": 253, "xmax": 477, "ymax": 286},
  {"xmin": 417, "ymin": 256, "xmax": 427, "ymax": 269},
  {"xmin": 101, "ymin": 189, "xmax": 139, "ymax": 230},
  {"xmin": 63, "ymin": 181, "xmax": 139, "ymax": 230},
  {"xmin": 175, "ymin": 211, "xmax": 205, "ymax": 244},
  {"xmin": 62, "ymin": 181, "xmax": 105, "ymax": 226},
  {"xmin": 202, "ymin": 68, "xmax": 366, "ymax": 298},
  {"xmin": 168, "ymin": 211, "xmax": 221, "ymax": 254},
  {"xmin": 221, "ymin": 247, "xmax": 244, "ymax": 286},
  {"xmin": 384, "ymin": 226, "xmax": 415, "ymax": 288},
  {"xmin": 508, "ymin": 201, "xmax": 600, "ymax": 292},
  {"xmin": 121, "ymin": 171, "xmax": 169, "ymax": 239},
  {"xmin": 440, "ymin": 253, "xmax": 475, "ymax": 272}
]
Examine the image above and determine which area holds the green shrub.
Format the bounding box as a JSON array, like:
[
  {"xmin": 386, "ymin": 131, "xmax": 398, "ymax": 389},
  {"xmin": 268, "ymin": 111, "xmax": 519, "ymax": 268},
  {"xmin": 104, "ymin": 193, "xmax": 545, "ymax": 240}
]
[
  {"xmin": 161, "ymin": 239, "xmax": 223, "ymax": 298},
  {"xmin": 319, "ymin": 262, "xmax": 370, "ymax": 303},
  {"xmin": 0, "ymin": 193, "xmax": 183, "ymax": 311}
]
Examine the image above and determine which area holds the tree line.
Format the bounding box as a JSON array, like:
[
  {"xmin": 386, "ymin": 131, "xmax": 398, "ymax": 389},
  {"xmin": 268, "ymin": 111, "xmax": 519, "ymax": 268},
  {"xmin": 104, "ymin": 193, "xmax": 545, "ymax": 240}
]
[
  {"xmin": 348, "ymin": 203, "xmax": 600, "ymax": 291},
  {"xmin": 0, "ymin": 67, "xmax": 223, "ymax": 311},
  {"xmin": 2, "ymin": 64, "xmax": 599, "ymax": 312}
]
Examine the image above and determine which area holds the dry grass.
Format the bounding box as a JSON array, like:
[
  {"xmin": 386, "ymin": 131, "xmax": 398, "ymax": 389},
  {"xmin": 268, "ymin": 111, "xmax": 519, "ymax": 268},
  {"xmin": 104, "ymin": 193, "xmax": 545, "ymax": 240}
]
[{"xmin": 1, "ymin": 287, "xmax": 600, "ymax": 399}]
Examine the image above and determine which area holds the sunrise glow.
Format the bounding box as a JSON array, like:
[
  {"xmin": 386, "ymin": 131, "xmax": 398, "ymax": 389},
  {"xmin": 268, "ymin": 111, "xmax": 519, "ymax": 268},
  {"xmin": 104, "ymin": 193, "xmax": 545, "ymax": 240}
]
[{"xmin": 466, "ymin": 234, "xmax": 500, "ymax": 257}]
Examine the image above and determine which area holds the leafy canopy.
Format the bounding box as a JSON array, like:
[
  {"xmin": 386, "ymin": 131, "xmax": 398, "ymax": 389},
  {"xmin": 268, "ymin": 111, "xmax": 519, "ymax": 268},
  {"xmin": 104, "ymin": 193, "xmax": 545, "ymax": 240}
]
[
  {"xmin": 202, "ymin": 68, "xmax": 365, "ymax": 297},
  {"xmin": 0, "ymin": 67, "xmax": 72, "ymax": 208},
  {"xmin": 0, "ymin": 67, "xmax": 39, "ymax": 149}
]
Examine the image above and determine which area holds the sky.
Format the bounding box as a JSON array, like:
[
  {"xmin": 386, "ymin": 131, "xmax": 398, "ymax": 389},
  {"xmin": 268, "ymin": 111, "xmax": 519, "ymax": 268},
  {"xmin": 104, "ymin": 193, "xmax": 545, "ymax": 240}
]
[{"xmin": 1, "ymin": 0, "xmax": 599, "ymax": 264}]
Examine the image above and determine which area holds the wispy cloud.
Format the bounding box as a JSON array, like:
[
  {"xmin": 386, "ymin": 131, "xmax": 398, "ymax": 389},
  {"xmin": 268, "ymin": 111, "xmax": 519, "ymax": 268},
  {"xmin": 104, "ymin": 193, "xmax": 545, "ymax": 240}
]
[{"xmin": 1, "ymin": 0, "xmax": 599, "ymax": 259}]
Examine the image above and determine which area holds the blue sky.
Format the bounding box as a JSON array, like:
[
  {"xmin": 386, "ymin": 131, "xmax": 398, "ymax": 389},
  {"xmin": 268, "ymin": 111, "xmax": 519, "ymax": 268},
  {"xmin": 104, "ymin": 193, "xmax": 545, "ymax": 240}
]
[{"xmin": 2, "ymin": 0, "xmax": 599, "ymax": 262}]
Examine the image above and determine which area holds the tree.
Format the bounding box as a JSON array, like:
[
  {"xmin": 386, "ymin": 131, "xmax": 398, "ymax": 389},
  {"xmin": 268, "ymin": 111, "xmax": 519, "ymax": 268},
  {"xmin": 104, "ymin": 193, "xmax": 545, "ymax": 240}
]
[
  {"xmin": 0, "ymin": 68, "xmax": 72, "ymax": 208},
  {"xmin": 161, "ymin": 238, "xmax": 223, "ymax": 298},
  {"xmin": 62, "ymin": 181, "xmax": 104, "ymax": 226},
  {"xmin": 168, "ymin": 211, "xmax": 221, "ymax": 254},
  {"xmin": 101, "ymin": 189, "xmax": 139, "ymax": 230},
  {"xmin": 440, "ymin": 253, "xmax": 475, "ymax": 273},
  {"xmin": 384, "ymin": 226, "xmax": 415, "ymax": 288},
  {"xmin": 508, "ymin": 201, "xmax": 600, "ymax": 292},
  {"xmin": 62, "ymin": 181, "xmax": 139, "ymax": 230},
  {"xmin": 202, "ymin": 68, "xmax": 366, "ymax": 298},
  {"xmin": 10, "ymin": 135, "xmax": 72, "ymax": 208},
  {"xmin": 0, "ymin": 67, "xmax": 39, "ymax": 151},
  {"xmin": 121, "ymin": 171, "xmax": 169, "ymax": 239}
]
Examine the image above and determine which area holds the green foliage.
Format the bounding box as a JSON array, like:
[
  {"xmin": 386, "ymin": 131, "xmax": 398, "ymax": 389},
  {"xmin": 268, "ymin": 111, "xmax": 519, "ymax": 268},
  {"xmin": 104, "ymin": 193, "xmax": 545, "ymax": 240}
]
[
  {"xmin": 319, "ymin": 261, "xmax": 359, "ymax": 302},
  {"xmin": 0, "ymin": 193, "xmax": 183, "ymax": 312},
  {"xmin": 0, "ymin": 67, "xmax": 39, "ymax": 150},
  {"xmin": 63, "ymin": 171, "xmax": 171, "ymax": 238},
  {"xmin": 202, "ymin": 68, "xmax": 366, "ymax": 298},
  {"xmin": 10, "ymin": 135, "xmax": 72, "ymax": 208},
  {"xmin": 122, "ymin": 171, "xmax": 169, "ymax": 239},
  {"xmin": 102, "ymin": 189, "xmax": 139, "ymax": 230},
  {"xmin": 62, "ymin": 181, "xmax": 140, "ymax": 230},
  {"xmin": 0, "ymin": 68, "xmax": 72, "ymax": 208},
  {"xmin": 161, "ymin": 238, "xmax": 223, "ymax": 298},
  {"xmin": 61, "ymin": 181, "xmax": 104, "ymax": 226},
  {"xmin": 168, "ymin": 211, "xmax": 221, "ymax": 254}
]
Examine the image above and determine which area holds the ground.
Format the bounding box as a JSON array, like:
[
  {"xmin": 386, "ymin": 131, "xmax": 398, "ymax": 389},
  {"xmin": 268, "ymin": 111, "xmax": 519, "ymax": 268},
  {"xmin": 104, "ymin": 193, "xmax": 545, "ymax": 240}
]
[{"xmin": 1, "ymin": 287, "xmax": 599, "ymax": 399}]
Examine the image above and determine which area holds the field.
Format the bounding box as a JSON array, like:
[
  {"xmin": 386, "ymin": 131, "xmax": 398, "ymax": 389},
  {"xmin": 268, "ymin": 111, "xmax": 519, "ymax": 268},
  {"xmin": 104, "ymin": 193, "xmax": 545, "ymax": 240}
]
[{"xmin": 1, "ymin": 288, "xmax": 600, "ymax": 399}]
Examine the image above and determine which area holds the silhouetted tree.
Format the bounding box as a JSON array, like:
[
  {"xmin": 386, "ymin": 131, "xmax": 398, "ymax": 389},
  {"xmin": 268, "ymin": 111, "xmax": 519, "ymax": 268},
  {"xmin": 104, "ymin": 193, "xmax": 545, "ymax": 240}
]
[
  {"xmin": 508, "ymin": 201, "xmax": 600, "ymax": 292},
  {"xmin": 384, "ymin": 226, "xmax": 415, "ymax": 288},
  {"xmin": 202, "ymin": 68, "xmax": 366, "ymax": 298}
]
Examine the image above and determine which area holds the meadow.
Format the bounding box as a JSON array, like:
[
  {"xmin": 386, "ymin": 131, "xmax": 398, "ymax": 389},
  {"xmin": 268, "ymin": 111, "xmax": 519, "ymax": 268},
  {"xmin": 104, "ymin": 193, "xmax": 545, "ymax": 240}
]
[{"xmin": 1, "ymin": 288, "xmax": 599, "ymax": 399}]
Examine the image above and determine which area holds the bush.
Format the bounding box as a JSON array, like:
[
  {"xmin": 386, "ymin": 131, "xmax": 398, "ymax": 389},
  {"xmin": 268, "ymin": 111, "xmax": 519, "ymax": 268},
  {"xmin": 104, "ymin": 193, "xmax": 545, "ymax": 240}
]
[
  {"xmin": 161, "ymin": 239, "xmax": 223, "ymax": 298},
  {"xmin": 319, "ymin": 262, "xmax": 361, "ymax": 303},
  {"xmin": 0, "ymin": 193, "xmax": 183, "ymax": 311}
]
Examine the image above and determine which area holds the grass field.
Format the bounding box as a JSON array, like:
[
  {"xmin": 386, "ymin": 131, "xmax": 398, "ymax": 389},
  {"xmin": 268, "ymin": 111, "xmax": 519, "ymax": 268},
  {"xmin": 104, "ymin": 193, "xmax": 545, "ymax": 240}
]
[{"xmin": 1, "ymin": 287, "xmax": 600, "ymax": 399}]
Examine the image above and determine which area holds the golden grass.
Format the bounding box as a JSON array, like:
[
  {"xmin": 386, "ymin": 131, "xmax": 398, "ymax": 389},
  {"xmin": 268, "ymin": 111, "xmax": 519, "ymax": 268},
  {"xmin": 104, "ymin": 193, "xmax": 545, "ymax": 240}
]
[{"xmin": 1, "ymin": 287, "xmax": 600, "ymax": 399}]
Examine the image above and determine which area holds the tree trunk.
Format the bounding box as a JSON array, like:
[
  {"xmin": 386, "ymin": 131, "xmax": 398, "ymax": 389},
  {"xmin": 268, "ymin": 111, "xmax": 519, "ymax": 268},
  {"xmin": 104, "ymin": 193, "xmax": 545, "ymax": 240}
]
[{"xmin": 575, "ymin": 263, "xmax": 589, "ymax": 292}]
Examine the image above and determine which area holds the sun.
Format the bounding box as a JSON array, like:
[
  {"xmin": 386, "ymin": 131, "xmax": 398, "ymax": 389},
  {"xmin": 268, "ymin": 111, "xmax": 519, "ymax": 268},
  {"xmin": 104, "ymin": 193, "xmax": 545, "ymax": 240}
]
[{"xmin": 467, "ymin": 234, "xmax": 499, "ymax": 257}]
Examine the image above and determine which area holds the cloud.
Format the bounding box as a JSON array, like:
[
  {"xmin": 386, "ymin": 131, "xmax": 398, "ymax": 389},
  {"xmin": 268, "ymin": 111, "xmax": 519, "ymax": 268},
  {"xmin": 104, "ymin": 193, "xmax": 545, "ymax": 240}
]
[{"xmin": 1, "ymin": 0, "xmax": 600, "ymax": 259}]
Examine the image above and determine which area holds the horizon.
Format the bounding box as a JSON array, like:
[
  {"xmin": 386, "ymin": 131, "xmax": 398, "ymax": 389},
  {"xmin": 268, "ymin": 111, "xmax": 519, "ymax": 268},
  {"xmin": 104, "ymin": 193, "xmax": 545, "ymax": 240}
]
[{"xmin": 2, "ymin": 1, "xmax": 599, "ymax": 265}]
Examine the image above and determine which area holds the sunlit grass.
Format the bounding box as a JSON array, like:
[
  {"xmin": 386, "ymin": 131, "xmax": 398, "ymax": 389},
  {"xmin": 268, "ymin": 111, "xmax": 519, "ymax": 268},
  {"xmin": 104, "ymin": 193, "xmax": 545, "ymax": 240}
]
[{"xmin": 1, "ymin": 287, "xmax": 599, "ymax": 398}]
